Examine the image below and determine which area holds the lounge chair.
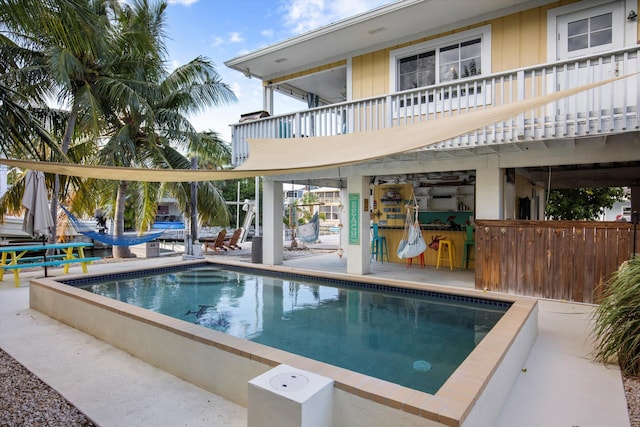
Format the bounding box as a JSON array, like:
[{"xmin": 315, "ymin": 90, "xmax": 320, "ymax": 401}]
[
  {"xmin": 205, "ymin": 229, "xmax": 227, "ymax": 253},
  {"xmin": 223, "ymin": 228, "xmax": 243, "ymax": 250}
]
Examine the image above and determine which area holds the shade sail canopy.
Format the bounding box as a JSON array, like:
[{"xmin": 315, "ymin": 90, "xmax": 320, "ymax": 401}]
[
  {"xmin": 21, "ymin": 170, "xmax": 54, "ymax": 238},
  {"xmin": 0, "ymin": 73, "xmax": 632, "ymax": 183}
]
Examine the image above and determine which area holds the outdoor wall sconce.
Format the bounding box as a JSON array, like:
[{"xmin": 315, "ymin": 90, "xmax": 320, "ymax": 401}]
[{"xmin": 628, "ymin": 10, "xmax": 637, "ymax": 21}]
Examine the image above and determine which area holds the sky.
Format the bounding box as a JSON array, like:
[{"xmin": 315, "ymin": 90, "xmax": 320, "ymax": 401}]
[{"xmin": 162, "ymin": 0, "xmax": 395, "ymax": 143}]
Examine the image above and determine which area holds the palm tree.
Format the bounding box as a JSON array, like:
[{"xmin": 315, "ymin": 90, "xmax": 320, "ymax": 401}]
[
  {"xmin": 0, "ymin": 0, "xmax": 77, "ymax": 161},
  {"xmin": 0, "ymin": 0, "xmax": 131, "ymax": 241},
  {"xmin": 93, "ymin": 1, "xmax": 236, "ymax": 257},
  {"xmin": 1, "ymin": 0, "xmax": 237, "ymax": 256}
]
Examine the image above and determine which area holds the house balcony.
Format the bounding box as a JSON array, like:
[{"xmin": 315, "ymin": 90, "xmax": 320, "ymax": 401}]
[{"xmin": 230, "ymin": 47, "xmax": 640, "ymax": 167}]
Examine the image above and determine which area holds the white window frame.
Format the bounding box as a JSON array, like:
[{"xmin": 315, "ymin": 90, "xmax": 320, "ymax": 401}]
[
  {"xmin": 547, "ymin": 0, "xmax": 635, "ymax": 61},
  {"xmin": 389, "ymin": 26, "xmax": 492, "ymax": 116},
  {"xmin": 389, "ymin": 25, "xmax": 492, "ymax": 93}
]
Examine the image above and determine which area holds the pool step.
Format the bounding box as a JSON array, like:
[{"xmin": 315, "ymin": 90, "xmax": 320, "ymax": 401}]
[{"xmin": 180, "ymin": 268, "xmax": 237, "ymax": 285}]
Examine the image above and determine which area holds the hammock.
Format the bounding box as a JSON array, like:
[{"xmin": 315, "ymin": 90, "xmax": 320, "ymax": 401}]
[
  {"xmin": 297, "ymin": 212, "xmax": 320, "ymax": 243},
  {"xmin": 61, "ymin": 206, "xmax": 166, "ymax": 246},
  {"xmin": 396, "ymin": 196, "xmax": 427, "ymax": 259}
]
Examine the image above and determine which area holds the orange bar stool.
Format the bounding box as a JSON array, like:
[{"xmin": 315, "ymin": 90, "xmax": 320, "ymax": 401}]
[
  {"xmin": 406, "ymin": 252, "xmax": 425, "ymax": 268},
  {"xmin": 436, "ymin": 240, "xmax": 456, "ymax": 270}
]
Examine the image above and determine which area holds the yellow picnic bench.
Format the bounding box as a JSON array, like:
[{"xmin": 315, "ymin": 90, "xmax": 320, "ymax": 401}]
[{"xmin": 0, "ymin": 242, "xmax": 100, "ymax": 287}]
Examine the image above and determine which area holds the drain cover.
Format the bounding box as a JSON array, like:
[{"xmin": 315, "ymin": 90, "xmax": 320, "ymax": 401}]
[
  {"xmin": 270, "ymin": 373, "xmax": 309, "ymax": 391},
  {"xmin": 413, "ymin": 360, "xmax": 432, "ymax": 372}
]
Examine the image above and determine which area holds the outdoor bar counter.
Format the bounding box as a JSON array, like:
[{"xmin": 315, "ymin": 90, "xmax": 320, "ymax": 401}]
[
  {"xmin": 372, "ymin": 180, "xmax": 475, "ymax": 268},
  {"xmin": 375, "ymin": 225, "xmax": 472, "ymax": 268}
]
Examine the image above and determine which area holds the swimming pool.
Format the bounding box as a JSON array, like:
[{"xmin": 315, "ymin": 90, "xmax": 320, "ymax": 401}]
[
  {"xmin": 74, "ymin": 265, "xmax": 509, "ymax": 395},
  {"xmin": 29, "ymin": 260, "xmax": 538, "ymax": 427}
]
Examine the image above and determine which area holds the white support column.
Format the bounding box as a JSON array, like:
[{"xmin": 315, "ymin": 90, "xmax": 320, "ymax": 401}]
[
  {"xmin": 504, "ymin": 169, "xmax": 516, "ymax": 220},
  {"xmin": 263, "ymin": 85, "xmax": 274, "ymax": 115},
  {"xmin": 475, "ymin": 161, "xmax": 504, "ymax": 220},
  {"xmin": 339, "ymin": 189, "xmax": 348, "ymax": 256},
  {"xmin": 263, "ymin": 180, "xmax": 283, "ymax": 265},
  {"xmin": 346, "ymin": 176, "xmax": 371, "ymax": 275},
  {"xmin": 536, "ymin": 187, "xmax": 546, "ymax": 220},
  {"xmin": 631, "ymin": 186, "xmax": 640, "ymax": 217}
]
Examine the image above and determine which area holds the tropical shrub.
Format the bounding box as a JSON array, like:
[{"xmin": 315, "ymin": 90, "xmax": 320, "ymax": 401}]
[{"xmin": 592, "ymin": 256, "xmax": 640, "ymax": 376}]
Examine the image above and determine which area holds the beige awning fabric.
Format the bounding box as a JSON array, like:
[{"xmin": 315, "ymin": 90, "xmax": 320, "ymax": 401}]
[
  {"xmin": 0, "ymin": 159, "xmax": 270, "ymax": 182},
  {"xmin": 0, "ymin": 73, "xmax": 633, "ymax": 182}
]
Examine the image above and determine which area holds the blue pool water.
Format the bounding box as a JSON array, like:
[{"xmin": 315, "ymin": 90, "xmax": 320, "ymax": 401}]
[{"xmin": 74, "ymin": 265, "xmax": 509, "ymax": 394}]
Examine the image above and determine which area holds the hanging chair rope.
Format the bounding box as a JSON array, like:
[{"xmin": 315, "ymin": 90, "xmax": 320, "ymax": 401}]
[{"xmin": 396, "ymin": 192, "xmax": 427, "ymax": 259}]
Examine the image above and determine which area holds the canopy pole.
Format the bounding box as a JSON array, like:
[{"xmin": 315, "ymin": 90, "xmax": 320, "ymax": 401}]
[{"xmin": 255, "ymin": 176, "xmax": 260, "ymax": 237}]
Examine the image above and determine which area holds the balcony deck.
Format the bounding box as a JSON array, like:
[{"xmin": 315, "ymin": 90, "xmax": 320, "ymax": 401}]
[{"xmin": 231, "ymin": 47, "xmax": 640, "ymax": 166}]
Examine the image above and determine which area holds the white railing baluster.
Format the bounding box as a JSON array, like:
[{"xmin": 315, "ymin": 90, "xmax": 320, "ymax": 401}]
[
  {"xmin": 517, "ymin": 70, "xmax": 525, "ymax": 139},
  {"xmin": 610, "ymin": 55, "xmax": 616, "ymax": 132},
  {"xmin": 230, "ymin": 47, "xmax": 640, "ymax": 165},
  {"xmin": 597, "ymin": 56, "xmax": 604, "ymax": 133}
]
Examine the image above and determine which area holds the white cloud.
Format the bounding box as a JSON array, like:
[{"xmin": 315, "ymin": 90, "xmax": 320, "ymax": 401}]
[
  {"xmin": 211, "ymin": 36, "xmax": 224, "ymax": 47},
  {"xmin": 229, "ymin": 81, "xmax": 245, "ymax": 99},
  {"xmin": 281, "ymin": 0, "xmax": 393, "ymax": 35},
  {"xmin": 261, "ymin": 28, "xmax": 275, "ymax": 38},
  {"xmin": 167, "ymin": 0, "xmax": 198, "ymax": 5},
  {"xmin": 229, "ymin": 32, "xmax": 244, "ymax": 43}
]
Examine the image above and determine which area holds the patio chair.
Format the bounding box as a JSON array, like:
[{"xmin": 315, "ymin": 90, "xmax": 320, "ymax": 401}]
[
  {"xmin": 223, "ymin": 228, "xmax": 243, "ymax": 250},
  {"xmin": 205, "ymin": 229, "xmax": 227, "ymax": 253}
]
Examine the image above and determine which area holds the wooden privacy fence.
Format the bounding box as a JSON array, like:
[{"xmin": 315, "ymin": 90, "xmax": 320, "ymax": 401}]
[{"xmin": 474, "ymin": 220, "xmax": 639, "ymax": 304}]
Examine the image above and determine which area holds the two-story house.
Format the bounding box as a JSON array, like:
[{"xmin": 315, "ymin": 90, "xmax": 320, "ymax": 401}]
[{"xmin": 225, "ymin": 0, "xmax": 640, "ymax": 280}]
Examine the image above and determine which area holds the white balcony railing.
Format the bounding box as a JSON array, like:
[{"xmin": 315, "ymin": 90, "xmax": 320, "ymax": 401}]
[{"xmin": 231, "ymin": 47, "xmax": 640, "ymax": 166}]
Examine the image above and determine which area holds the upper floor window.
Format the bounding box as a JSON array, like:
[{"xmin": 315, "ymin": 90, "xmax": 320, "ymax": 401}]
[
  {"xmin": 390, "ymin": 26, "xmax": 490, "ymax": 93},
  {"xmin": 398, "ymin": 51, "xmax": 435, "ymax": 90},
  {"xmin": 550, "ymin": 0, "xmax": 629, "ymax": 60},
  {"xmin": 397, "ymin": 38, "xmax": 481, "ymax": 91},
  {"xmin": 567, "ymin": 12, "xmax": 612, "ymax": 53}
]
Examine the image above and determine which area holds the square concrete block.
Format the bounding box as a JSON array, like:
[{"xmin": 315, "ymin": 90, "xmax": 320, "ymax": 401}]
[{"xmin": 248, "ymin": 364, "xmax": 334, "ymax": 427}]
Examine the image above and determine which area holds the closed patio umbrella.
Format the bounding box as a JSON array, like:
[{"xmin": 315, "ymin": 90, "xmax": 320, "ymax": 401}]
[{"xmin": 22, "ymin": 170, "xmax": 54, "ymax": 239}]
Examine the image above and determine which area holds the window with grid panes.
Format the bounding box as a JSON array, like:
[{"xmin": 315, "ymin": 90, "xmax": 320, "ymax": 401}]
[
  {"xmin": 567, "ymin": 12, "xmax": 612, "ymax": 52},
  {"xmin": 397, "ymin": 38, "xmax": 481, "ymax": 91}
]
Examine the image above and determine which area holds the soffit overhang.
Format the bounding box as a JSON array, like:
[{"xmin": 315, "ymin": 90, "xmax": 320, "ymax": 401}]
[{"xmin": 224, "ymin": 0, "xmax": 557, "ymax": 82}]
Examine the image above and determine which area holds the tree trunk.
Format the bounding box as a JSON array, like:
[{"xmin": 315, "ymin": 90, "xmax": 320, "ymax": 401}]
[
  {"xmin": 48, "ymin": 106, "xmax": 77, "ymax": 244},
  {"xmin": 190, "ymin": 157, "xmax": 198, "ymax": 242},
  {"xmin": 112, "ymin": 180, "xmax": 134, "ymax": 258}
]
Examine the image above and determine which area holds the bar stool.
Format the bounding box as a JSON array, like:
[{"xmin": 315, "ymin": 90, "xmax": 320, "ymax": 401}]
[
  {"xmin": 406, "ymin": 252, "xmax": 425, "ymax": 268},
  {"xmin": 461, "ymin": 226, "xmax": 475, "ymax": 269},
  {"xmin": 436, "ymin": 240, "xmax": 456, "ymax": 270},
  {"xmin": 370, "ymin": 223, "xmax": 389, "ymax": 262}
]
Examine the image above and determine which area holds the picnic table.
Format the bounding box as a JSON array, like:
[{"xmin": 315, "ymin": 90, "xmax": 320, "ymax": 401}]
[{"xmin": 0, "ymin": 242, "xmax": 101, "ymax": 287}]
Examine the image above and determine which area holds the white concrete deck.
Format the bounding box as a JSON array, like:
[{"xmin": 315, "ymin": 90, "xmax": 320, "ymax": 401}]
[{"xmin": 0, "ymin": 243, "xmax": 631, "ymax": 426}]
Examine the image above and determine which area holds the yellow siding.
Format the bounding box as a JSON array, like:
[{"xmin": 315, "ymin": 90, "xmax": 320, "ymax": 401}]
[
  {"xmin": 360, "ymin": 54, "xmax": 374, "ymax": 99},
  {"xmin": 351, "ymin": 55, "xmax": 363, "ymax": 98},
  {"xmin": 275, "ymin": 1, "xmax": 638, "ymax": 100},
  {"xmin": 372, "ymin": 50, "xmax": 388, "ymax": 96},
  {"xmin": 350, "ymin": 1, "xmax": 592, "ymax": 100}
]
